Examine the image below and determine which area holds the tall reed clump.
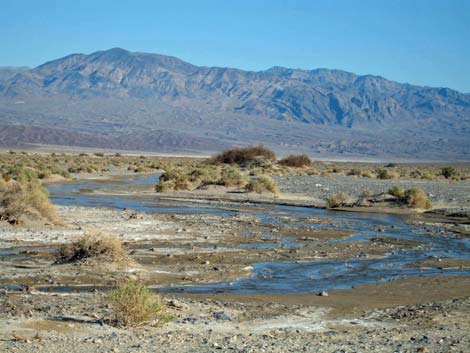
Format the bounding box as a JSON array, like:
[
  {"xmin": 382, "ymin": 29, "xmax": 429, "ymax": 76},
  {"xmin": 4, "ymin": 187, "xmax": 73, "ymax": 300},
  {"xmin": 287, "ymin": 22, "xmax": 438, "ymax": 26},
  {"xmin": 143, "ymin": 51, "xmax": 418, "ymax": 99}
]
[
  {"xmin": 107, "ymin": 280, "xmax": 174, "ymax": 327},
  {"xmin": 1, "ymin": 179, "xmax": 57, "ymax": 223}
]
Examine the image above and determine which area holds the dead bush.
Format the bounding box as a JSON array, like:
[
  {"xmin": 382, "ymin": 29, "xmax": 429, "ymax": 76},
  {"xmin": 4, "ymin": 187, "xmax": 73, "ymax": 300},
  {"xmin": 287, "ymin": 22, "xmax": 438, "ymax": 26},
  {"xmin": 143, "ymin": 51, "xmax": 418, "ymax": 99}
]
[
  {"xmin": 278, "ymin": 154, "xmax": 312, "ymax": 168},
  {"xmin": 213, "ymin": 146, "xmax": 276, "ymax": 166},
  {"xmin": 56, "ymin": 233, "xmax": 127, "ymax": 264}
]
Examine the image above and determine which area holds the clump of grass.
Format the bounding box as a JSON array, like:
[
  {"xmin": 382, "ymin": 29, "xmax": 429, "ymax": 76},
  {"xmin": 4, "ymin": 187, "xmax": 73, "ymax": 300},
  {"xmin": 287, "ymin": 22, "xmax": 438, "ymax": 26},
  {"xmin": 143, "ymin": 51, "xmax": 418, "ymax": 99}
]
[
  {"xmin": 219, "ymin": 168, "xmax": 248, "ymax": 187},
  {"xmin": 347, "ymin": 168, "xmax": 362, "ymax": 176},
  {"xmin": 361, "ymin": 189, "xmax": 374, "ymax": 198},
  {"xmin": 278, "ymin": 154, "xmax": 312, "ymax": 168},
  {"xmin": 326, "ymin": 192, "xmax": 351, "ymax": 208},
  {"xmin": 245, "ymin": 175, "xmax": 279, "ymax": 194},
  {"xmin": 107, "ymin": 280, "xmax": 173, "ymax": 327},
  {"xmin": 361, "ymin": 170, "xmax": 374, "ymax": 178},
  {"xmin": 388, "ymin": 186, "xmax": 406, "ymax": 198},
  {"xmin": 376, "ymin": 169, "xmax": 400, "ymax": 179},
  {"xmin": 56, "ymin": 233, "xmax": 127, "ymax": 264},
  {"xmin": 1, "ymin": 179, "xmax": 57, "ymax": 224},
  {"xmin": 213, "ymin": 146, "xmax": 276, "ymax": 166},
  {"xmin": 404, "ymin": 188, "xmax": 432, "ymax": 210}
]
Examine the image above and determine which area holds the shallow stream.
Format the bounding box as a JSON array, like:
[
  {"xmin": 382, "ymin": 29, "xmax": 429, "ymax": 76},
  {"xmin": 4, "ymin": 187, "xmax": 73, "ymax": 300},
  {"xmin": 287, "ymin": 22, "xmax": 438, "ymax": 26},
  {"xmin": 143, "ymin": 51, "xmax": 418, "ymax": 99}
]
[{"xmin": 44, "ymin": 174, "xmax": 470, "ymax": 294}]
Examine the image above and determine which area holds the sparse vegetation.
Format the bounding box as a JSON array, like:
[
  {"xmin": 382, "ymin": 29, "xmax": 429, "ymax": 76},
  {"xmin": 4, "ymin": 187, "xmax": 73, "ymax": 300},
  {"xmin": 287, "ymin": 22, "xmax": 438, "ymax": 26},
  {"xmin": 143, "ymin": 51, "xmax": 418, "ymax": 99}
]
[
  {"xmin": 0, "ymin": 179, "xmax": 57, "ymax": 224},
  {"xmin": 245, "ymin": 175, "xmax": 279, "ymax": 194},
  {"xmin": 278, "ymin": 154, "xmax": 312, "ymax": 168},
  {"xmin": 326, "ymin": 192, "xmax": 351, "ymax": 208},
  {"xmin": 219, "ymin": 168, "xmax": 248, "ymax": 187},
  {"xmin": 56, "ymin": 233, "xmax": 127, "ymax": 263},
  {"xmin": 388, "ymin": 186, "xmax": 406, "ymax": 198},
  {"xmin": 107, "ymin": 280, "xmax": 173, "ymax": 327},
  {"xmin": 440, "ymin": 166, "xmax": 457, "ymax": 179},
  {"xmin": 404, "ymin": 188, "xmax": 432, "ymax": 210},
  {"xmin": 213, "ymin": 146, "xmax": 276, "ymax": 166},
  {"xmin": 376, "ymin": 169, "xmax": 400, "ymax": 179}
]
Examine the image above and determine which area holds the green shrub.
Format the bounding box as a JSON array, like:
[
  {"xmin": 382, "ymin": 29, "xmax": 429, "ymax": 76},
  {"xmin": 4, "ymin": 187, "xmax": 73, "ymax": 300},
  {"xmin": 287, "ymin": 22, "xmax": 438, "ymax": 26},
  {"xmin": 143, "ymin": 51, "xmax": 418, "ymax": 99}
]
[
  {"xmin": 108, "ymin": 280, "xmax": 173, "ymax": 327},
  {"xmin": 440, "ymin": 167, "xmax": 457, "ymax": 179},
  {"xmin": 245, "ymin": 175, "xmax": 279, "ymax": 194},
  {"xmin": 278, "ymin": 154, "xmax": 311, "ymax": 168}
]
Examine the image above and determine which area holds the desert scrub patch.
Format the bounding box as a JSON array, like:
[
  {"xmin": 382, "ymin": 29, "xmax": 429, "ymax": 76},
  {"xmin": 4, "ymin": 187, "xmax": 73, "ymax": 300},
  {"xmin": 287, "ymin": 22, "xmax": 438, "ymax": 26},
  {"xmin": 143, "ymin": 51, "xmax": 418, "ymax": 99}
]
[
  {"xmin": 56, "ymin": 233, "xmax": 127, "ymax": 264},
  {"xmin": 0, "ymin": 179, "xmax": 57, "ymax": 224},
  {"xmin": 219, "ymin": 168, "xmax": 248, "ymax": 187},
  {"xmin": 347, "ymin": 168, "xmax": 362, "ymax": 176},
  {"xmin": 326, "ymin": 192, "xmax": 351, "ymax": 208},
  {"xmin": 278, "ymin": 154, "xmax": 312, "ymax": 168},
  {"xmin": 388, "ymin": 186, "xmax": 406, "ymax": 199},
  {"xmin": 107, "ymin": 280, "xmax": 174, "ymax": 327},
  {"xmin": 440, "ymin": 166, "xmax": 457, "ymax": 179},
  {"xmin": 213, "ymin": 145, "xmax": 276, "ymax": 166},
  {"xmin": 245, "ymin": 175, "xmax": 279, "ymax": 194},
  {"xmin": 404, "ymin": 188, "xmax": 432, "ymax": 210},
  {"xmin": 375, "ymin": 169, "xmax": 400, "ymax": 179}
]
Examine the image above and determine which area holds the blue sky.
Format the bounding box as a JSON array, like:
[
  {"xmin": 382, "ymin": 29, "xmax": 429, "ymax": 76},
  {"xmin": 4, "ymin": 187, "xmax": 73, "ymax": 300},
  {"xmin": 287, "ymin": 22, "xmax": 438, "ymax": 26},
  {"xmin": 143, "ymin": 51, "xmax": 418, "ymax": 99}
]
[{"xmin": 1, "ymin": 0, "xmax": 469, "ymax": 92}]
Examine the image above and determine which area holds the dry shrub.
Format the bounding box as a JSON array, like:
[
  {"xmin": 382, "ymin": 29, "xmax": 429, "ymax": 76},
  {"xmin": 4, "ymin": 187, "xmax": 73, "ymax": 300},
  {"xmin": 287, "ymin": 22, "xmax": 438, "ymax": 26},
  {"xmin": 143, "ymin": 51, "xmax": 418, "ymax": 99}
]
[
  {"xmin": 1, "ymin": 180, "xmax": 57, "ymax": 223},
  {"xmin": 347, "ymin": 168, "xmax": 362, "ymax": 176},
  {"xmin": 327, "ymin": 192, "xmax": 351, "ymax": 208},
  {"xmin": 155, "ymin": 179, "xmax": 176, "ymax": 192},
  {"xmin": 376, "ymin": 169, "xmax": 400, "ymax": 179},
  {"xmin": 361, "ymin": 170, "xmax": 374, "ymax": 178},
  {"xmin": 245, "ymin": 175, "xmax": 279, "ymax": 194},
  {"xmin": 278, "ymin": 154, "xmax": 312, "ymax": 168},
  {"xmin": 388, "ymin": 186, "xmax": 406, "ymax": 198},
  {"xmin": 404, "ymin": 188, "xmax": 432, "ymax": 210},
  {"xmin": 213, "ymin": 146, "xmax": 276, "ymax": 166},
  {"xmin": 56, "ymin": 233, "xmax": 127, "ymax": 263},
  {"xmin": 361, "ymin": 189, "xmax": 374, "ymax": 198},
  {"xmin": 108, "ymin": 280, "xmax": 173, "ymax": 327},
  {"xmin": 219, "ymin": 168, "xmax": 248, "ymax": 187}
]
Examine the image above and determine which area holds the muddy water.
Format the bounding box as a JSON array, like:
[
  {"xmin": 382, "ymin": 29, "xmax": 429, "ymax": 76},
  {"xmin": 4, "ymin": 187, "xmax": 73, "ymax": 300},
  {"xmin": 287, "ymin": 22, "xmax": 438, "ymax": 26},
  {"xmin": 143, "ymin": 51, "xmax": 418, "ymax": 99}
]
[{"xmin": 44, "ymin": 174, "xmax": 470, "ymax": 294}]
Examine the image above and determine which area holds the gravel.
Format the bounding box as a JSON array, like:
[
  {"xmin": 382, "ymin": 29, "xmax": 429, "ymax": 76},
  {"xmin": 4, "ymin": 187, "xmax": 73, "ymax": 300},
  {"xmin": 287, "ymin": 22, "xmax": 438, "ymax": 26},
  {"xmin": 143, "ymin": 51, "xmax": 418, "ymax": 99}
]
[{"xmin": 274, "ymin": 174, "xmax": 470, "ymax": 208}]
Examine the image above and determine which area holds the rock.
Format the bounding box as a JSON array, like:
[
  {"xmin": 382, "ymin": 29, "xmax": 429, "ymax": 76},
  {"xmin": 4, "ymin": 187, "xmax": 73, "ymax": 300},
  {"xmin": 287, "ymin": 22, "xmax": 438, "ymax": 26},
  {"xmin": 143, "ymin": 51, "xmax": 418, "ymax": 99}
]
[
  {"xmin": 213, "ymin": 311, "xmax": 232, "ymax": 321},
  {"xmin": 318, "ymin": 291, "xmax": 329, "ymax": 297}
]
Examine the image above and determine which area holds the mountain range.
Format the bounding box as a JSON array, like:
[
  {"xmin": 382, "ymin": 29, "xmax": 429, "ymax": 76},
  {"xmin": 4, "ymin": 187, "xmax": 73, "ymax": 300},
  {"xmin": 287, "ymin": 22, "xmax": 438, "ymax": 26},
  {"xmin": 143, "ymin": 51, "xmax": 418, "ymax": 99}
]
[{"xmin": 0, "ymin": 48, "xmax": 469, "ymax": 159}]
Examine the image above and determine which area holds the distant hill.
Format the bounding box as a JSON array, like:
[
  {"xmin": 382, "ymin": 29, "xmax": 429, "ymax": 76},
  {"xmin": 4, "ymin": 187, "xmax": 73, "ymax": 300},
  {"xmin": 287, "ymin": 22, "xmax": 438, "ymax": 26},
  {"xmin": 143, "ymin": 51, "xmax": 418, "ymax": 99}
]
[{"xmin": 0, "ymin": 48, "xmax": 469, "ymax": 159}]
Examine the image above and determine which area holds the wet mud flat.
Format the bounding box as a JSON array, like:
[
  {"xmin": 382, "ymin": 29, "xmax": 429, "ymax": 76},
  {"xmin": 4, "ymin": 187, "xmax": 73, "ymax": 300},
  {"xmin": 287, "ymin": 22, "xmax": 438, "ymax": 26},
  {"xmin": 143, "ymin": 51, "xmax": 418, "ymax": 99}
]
[{"xmin": 0, "ymin": 174, "xmax": 469, "ymax": 351}]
